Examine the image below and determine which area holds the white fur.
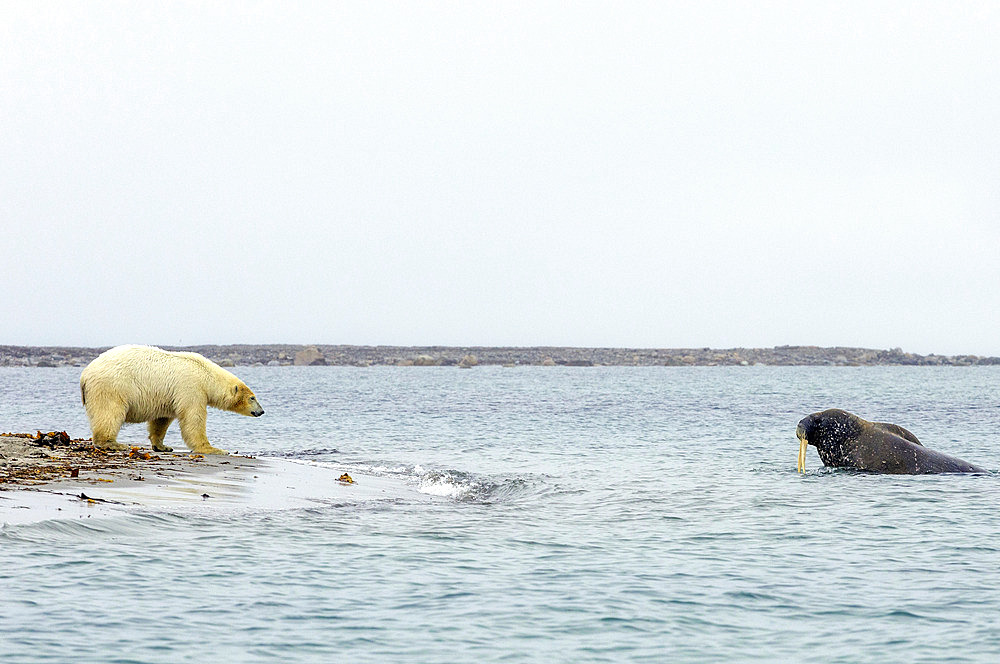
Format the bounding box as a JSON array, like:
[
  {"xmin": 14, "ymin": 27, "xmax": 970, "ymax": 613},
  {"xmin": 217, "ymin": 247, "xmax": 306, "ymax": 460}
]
[{"xmin": 80, "ymin": 345, "xmax": 263, "ymax": 454}]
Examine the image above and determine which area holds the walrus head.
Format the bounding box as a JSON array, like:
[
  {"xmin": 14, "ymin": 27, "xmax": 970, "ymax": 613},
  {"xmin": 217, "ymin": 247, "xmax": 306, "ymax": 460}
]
[{"xmin": 796, "ymin": 408, "xmax": 863, "ymax": 473}]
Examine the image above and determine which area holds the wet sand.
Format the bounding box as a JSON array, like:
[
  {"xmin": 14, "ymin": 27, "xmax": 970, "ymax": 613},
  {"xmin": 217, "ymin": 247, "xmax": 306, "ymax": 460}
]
[{"xmin": 0, "ymin": 434, "xmax": 424, "ymax": 526}]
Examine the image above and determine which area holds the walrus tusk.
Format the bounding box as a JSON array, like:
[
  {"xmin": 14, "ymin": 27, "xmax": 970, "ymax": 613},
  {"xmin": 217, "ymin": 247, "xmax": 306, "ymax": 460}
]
[{"xmin": 797, "ymin": 433, "xmax": 807, "ymax": 473}]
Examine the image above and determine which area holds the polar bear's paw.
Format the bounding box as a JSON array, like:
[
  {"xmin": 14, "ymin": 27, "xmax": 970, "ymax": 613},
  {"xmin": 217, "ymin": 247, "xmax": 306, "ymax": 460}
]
[
  {"xmin": 94, "ymin": 440, "xmax": 129, "ymax": 452},
  {"xmin": 191, "ymin": 445, "xmax": 228, "ymax": 456}
]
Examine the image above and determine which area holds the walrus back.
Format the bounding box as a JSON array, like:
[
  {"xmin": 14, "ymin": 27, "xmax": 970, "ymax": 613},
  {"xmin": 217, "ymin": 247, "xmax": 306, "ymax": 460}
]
[
  {"xmin": 861, "ymin": 429, "xmax": 985, "ymax": 474},
  {"xmin": 908, "ymin": 446, "xmax": 987, "ymax": 474},
  {"xmin": 872, "ymin": 421, "xmax": 922, "ymax": 446}
]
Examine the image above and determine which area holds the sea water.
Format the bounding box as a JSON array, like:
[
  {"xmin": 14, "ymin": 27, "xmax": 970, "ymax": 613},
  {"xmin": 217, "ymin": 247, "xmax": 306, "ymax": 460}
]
[{"xmin": 2, "ymin": 365, "xmax": 1000, "ymax": 663}]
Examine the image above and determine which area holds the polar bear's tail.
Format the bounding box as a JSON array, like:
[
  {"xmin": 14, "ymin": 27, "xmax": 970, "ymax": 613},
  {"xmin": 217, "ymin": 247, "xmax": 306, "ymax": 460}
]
[{"xmin": 80, "ymin": 378, "xmax": 87, "ymax": 406}]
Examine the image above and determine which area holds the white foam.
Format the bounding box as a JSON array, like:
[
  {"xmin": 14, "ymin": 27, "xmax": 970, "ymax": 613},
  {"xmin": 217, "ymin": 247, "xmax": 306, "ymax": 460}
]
[{"xmin": 418, "ymin": 476, "xmax": 469, "ymax": 498}]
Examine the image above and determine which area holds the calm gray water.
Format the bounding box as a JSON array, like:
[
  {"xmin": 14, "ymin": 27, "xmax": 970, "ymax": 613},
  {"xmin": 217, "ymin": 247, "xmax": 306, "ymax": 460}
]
[{"xmin": 3, "ymin": 366, "xmax": 1000, "ymax": 663}]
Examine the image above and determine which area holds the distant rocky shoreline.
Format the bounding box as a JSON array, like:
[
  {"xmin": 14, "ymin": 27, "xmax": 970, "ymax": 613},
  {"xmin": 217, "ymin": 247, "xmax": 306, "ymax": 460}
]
[{"xmin": 1, "ymin": 345, "xmax": 998, "ymax": 368}]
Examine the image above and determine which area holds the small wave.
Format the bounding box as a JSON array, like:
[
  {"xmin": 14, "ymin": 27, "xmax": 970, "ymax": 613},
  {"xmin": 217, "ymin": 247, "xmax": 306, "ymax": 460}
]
[
  {"xmin": 417, "ymin": 469, "xmax": 541, "ymax": 503},
  {"xmin": 1, "ymin": 510, "xmax": 185, "ymax": 543},
  {"xmin": 254, "ymin": 447, "xmax": 341, "ymax": 459},
  {"xmin": 320, "ymin": 459, "xmax": 546, "ymax": 504},
  {"xmin": 269, "ymin": 454, "xmax": 550, "ymax": 504},
  {"xmin": 418, "ymin": 471, "xmax": 470, "ymax": 498}
]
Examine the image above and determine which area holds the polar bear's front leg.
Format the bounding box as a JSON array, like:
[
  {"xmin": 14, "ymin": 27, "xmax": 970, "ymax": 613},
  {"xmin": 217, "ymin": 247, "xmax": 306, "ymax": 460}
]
[
  {"xmin": 178, "ymin": 409, "xmax": 228, "ymax": 455},
  {"xmin": 148, "ymin": 417, "xmax": 174, "ymax": 452}
]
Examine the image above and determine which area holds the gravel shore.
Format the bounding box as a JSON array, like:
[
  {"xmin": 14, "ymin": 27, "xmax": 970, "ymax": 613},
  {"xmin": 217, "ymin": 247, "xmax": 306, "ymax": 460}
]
[{"xmin": 2, "ymin": 344, "xmax": 998, "ymax": 368}]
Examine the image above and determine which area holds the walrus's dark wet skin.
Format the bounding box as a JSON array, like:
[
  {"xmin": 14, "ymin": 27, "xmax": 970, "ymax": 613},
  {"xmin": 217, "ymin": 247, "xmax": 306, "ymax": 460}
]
[{"xmin": 796, "ymin": 408, "xmax": 987, "ymax": 474}]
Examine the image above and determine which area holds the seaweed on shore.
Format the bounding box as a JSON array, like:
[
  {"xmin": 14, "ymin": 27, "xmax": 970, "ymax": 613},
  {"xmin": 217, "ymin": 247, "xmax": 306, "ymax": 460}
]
[{"xmin": 0, "ymin": 433, "xmax": 162, "ymax": 487}]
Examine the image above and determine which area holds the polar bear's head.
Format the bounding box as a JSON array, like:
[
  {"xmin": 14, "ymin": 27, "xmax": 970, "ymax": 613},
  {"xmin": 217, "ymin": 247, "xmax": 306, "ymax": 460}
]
[{"xmin": 232, "ymin": 383, "xmax": 265, "ymax": 417}]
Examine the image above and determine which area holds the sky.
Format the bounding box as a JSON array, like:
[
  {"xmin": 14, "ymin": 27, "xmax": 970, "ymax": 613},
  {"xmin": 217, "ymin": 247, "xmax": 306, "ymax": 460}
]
[{"xmin": 2, "ymin": 1, "xmax": 999, "ymax": 355}]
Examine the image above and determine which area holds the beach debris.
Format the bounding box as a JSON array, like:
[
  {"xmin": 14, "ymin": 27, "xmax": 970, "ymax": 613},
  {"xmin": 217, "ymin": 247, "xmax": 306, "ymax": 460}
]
[
  {"xmin": 77, "ymin": 492, "xmax": 121, "ymax": 505},
  {"xmin": 2, "ymin": 430, "xmax": 207, "ymax": 487},
  {"xmin": 1, "ymin": 430, "xmax": 248, "ymax": 488},
  {"xmin": 32, "ymin": 431, "xmax": 73, "ymax": 448},
  {"xmin": 337, "ymin": 473, "xmax": 355, "ymax": 484}
]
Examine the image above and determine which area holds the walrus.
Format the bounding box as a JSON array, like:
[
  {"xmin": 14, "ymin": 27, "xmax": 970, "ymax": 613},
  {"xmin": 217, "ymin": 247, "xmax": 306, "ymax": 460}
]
[{"xmin": 796, "ymin": 408, "xmax": 987, "ymax": 474}]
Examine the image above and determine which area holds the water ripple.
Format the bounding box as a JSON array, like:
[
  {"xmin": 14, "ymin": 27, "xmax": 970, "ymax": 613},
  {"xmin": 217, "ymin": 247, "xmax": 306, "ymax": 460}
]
[{"xmin": 4, "ymin": 366, "xmax": 1000, "ymax": 663}]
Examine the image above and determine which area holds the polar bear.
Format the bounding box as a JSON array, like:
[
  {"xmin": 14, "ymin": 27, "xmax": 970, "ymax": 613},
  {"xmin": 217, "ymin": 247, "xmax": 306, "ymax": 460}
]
[{"xmin": 80, "ymin": 345, "xmax": 264, "ymax": 454}]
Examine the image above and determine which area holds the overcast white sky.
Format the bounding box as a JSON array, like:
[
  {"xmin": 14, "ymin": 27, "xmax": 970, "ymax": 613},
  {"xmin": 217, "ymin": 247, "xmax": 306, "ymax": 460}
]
[{"xmin": 2, "ymin": 2, "xmax": 998, "ymax": 354}]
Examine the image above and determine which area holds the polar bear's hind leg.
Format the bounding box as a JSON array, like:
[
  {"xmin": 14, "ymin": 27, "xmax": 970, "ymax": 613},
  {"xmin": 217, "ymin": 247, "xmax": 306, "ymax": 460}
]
[{"xmin": 86, "ymin": 395, "xmax": 129, "ymax": 451}]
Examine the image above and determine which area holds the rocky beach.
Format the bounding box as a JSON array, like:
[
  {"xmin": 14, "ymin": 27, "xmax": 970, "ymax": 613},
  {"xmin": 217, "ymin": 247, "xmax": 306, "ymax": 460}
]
[{"xmin": 1, "ymin": 344, "xmax": 997, "ymax": 368}]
